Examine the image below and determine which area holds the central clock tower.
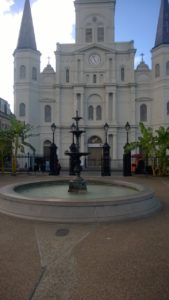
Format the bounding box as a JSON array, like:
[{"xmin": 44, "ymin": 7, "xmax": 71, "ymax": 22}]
[{"xmin": 74, "ymin": 0, "xmax": 116, "ymax": 44}]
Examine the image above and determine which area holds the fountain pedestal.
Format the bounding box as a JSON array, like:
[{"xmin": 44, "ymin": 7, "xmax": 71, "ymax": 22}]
[{"xmin": 68, "ymin": 176, "xmax": 87, "ymax": 193}]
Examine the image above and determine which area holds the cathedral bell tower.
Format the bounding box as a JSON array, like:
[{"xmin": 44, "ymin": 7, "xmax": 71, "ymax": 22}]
[
  {"xmin": 152, "ymin": 0, "xmax": 169, "ymax": 127},
  {"xmin": 74, "ymin": 0, "xmax": 116, "ymax": 44},
  {"xmin": 13, "ymin": 0, "xmax": 41, "ymax": 129}
]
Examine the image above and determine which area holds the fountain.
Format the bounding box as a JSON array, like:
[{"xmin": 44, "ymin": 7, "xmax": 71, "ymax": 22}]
[
  {"xmin": 65, "ymin": 111, "xmax": 89, "ymax": 193},
  {"xmin": 0, "ymin": 113, "xmax": 161, "ymax": 223}
]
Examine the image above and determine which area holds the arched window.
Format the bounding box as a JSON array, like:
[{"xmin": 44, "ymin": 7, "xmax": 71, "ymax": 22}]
[
  {"xmin": 140, "ymin": 104, "xmax": 147, "ymax": 122},
  {"xmin": 32, "ymin": 67, "xmax": 37, "ymax": 80},
  {"xmin": 96, "ymin": 105, "xmax": 102, "ymax": 120},
  {"xmin": 66, "ymin": 68, "xmax": 70, "ymax": 83},
  {"xmin": 121, "ymin": 67, "xmax": 125, "ymax": 81},
  {"xmin": 155, "ymin": 64, "xmax": 160, "ymax": 78},
  {"xmin": 19, "ymin": 103, "xmax": 26, "ymax": 117},
  {"xmin": 44, "ymin": 105, "xmax": 51, "ymax": 122},
  {"xmin": 43, "ymin": 140, "xmax": 51, "ymax": 159},
  {"xmin": 166, "ymin": 61, "xmax": 169, "ymax": 76},
  {"xmin": 20, "ymin": 65, "xmax": 26, "ymax": 79},
  {"xmin": 88, "ymin": 105, "xmax": 94, "ymax": 120},
  {"xmin": 167, "ymin": 102, "xmax": 169, "ymax": 115}
]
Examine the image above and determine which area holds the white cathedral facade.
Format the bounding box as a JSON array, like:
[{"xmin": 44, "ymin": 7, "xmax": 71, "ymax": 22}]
[{"xmin": 14, "ymin": 0, "xmax": 169, "ymax": 167}]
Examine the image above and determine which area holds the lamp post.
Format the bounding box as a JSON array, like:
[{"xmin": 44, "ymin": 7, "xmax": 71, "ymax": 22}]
[
  {"xmin": 125, "ymin": 121, "xmax": 130, "ymax": 145},
  {"xmin": 104, "ymin": 122, "xmax": 109, "ymax": 144},
  {"xmin": 49, "ymin": 123, "xmax": 60, "ymax": 175},
  {"xmin": 123, "ymin": 122, "xmax": 131, "ymax": 176},
  {"xmin": 69, "ymin": 123, "xmax": 77, "ymax": 175},
  {"xmin": 101, "ymin": 123, "xmax": 111, "ymax": 176},
  {"xmin": 51, "ymin": 123, "xmax": 56, "ymax": 144}
]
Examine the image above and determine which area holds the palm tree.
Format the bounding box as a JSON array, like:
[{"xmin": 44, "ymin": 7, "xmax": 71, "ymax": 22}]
[{"xmin": 126, "ymin": 123, "xmax": 156, "ymax": 175}]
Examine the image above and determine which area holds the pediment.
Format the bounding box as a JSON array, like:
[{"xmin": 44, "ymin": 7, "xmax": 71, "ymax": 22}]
[{"xmin": 74, "ymin": 43, "xmax": 115, "ymax": 54}]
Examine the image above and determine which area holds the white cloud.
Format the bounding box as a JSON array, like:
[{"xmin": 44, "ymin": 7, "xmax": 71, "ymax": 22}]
[{"xmin": 0, "ymin": 0, "xmax": 75, "ymax": 112}]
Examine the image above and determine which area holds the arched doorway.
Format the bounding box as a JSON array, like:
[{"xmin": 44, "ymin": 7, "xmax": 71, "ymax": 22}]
[{"xmin": 88, "ymin": 136, "xmax": 102, "ymax": 167}]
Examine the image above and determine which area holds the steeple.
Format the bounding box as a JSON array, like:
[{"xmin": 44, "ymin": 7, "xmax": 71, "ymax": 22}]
[
  {"xmin": 16, "ymin": 0, "xmax": 37, "ymax": 51},
  {"xmin": 154, "ymin": 0, "xmax": 169, "ymax": 48}
]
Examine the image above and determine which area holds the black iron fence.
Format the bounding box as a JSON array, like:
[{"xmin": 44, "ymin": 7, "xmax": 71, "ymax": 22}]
[
  {"xmin": 0, "ymin": 155, "xmax": 123, "ymax": 173},
  {"xmin": 1, "ymin": 154, "xmax": 165, "ymax": 175}
]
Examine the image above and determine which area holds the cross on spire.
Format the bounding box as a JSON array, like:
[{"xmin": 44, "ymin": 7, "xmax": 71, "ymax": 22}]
[
  {"xmin": 140, "ymin": 53, "xmax": 144, "ymax": 62},
  {"xmin": 47, "ymin": 56, "xmax": 51, "ymax": 65}
]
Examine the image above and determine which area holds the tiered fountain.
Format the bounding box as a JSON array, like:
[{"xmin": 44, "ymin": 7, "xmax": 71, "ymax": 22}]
[{"xmin": 65, "ymin": 111, "xmax": 89, "ymax": 193}]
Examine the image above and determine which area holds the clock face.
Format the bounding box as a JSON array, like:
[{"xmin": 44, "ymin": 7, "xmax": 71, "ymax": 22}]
[{"xmin": 88, "ymin": 54, "xmax": 101, "ymax": 65}]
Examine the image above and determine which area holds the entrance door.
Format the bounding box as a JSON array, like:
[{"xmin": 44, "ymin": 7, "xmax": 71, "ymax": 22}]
[
  {"xmin": 87, "ymin": 136, "xmax": 102, "ymax": 167},
  {"xmin": 88, "ymin": 147, "xmax": 102, "ymax": 166}
]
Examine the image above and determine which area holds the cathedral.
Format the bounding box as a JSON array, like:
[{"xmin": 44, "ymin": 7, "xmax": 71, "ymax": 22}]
[{"xmin": 14, "ymin": 0, "xmax": 169, "ymax": 168}]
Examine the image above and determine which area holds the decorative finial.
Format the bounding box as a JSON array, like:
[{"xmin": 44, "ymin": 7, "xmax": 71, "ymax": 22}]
[
  {"xmin": 47, "ymin": 56, "xmax": 51, "ymax": 65},
  {"xmin": 140, "ymin": 53, "xmax": 144, "ymax": 62}
]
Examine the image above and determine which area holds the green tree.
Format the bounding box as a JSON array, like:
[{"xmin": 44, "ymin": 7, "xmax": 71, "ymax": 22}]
[
  {"xmin": 154, "ymin": 126, "xmax": 169, "ymax": 176},
  {"xmin": 0, "ymin": 116, "xmax": 34, "ymax": 175},
  {"xmin": 0, "ymin": 130, "xmax": 11, "ymax": 173}
]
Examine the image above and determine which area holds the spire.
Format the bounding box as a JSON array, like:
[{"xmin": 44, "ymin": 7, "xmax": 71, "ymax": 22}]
[
  {"xmin": 16, "ymin": 0, "xmax": 37, "ymax": 51},
  {"xmin": 155, "ymin": 0, "xmax": 169, "ymax": 48}
]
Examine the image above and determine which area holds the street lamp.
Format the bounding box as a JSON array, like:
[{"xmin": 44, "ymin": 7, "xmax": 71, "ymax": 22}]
[
  {"xmin": 49, "ymin": 123, "xmax": 60, "ymax": 175},
  {"xmin": 51, "ymin": 123, "xmax": 56, "ymax": 144},
  {"xmin": 104, "ymin": 122, "xmax": 109, "ymax": 143},
  {"xmin": 125, "ymin": 121, "xmax": 130, "ymax": 144},
  {"xmin": 123, "ymin": 122, "xmax": 131, "ymax": 176},
  {"xmin": 69, "ymin": 123, "xmax": 77, "ymax": 175},
  {"xmin": 102, "ymin": 123, "xmax": 111, "ymax": 176}
]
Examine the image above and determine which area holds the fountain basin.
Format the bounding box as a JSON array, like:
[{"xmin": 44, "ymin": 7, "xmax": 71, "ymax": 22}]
[{"xmin": 0, "ymin": 177, "xmax": 161, "ymax": 223}]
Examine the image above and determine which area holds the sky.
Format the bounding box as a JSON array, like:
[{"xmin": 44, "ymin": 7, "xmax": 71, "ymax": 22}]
[{"xmin": 0, "ymin": 0, "xmax": 161, "ymax": 112}]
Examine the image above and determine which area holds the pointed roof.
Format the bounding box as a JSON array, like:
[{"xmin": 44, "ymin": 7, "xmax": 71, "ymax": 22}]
[
  {"xmin": 154, "ymin": 0, "xmax": 169, "ymax": 47},
  {"xmin": 16, "ymin": 0, "xmax": 37, "ymax": 51}
]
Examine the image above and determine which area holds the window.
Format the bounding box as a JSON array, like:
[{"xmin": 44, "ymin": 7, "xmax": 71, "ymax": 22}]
[
  {"xmin": 20, "ymin": 65, "xmax": 26, "ymax": 79},
  {"xmin": 19, "ymin": 103, "xmax": 25, "ymax": 117},
  {"xmin": 96, "ymin": 105, "xmax": 102, "ymax": 120},
  {"xmin": 88, "ymin": 105, "xmax": 94, "ymax": 120},
  {"xmin": 93, "ymin": 74, "xmax": 97, "ymax": 83},
  {"xmin": 32, "ymin": 67, "xmax": 37, "ymax": 80},
  {"xmin": 66, "ymin": 68, "xmax": 70, "ymax": 83},
  {"xmin": 167, "ymin": 102, "xmax": 169, "ymax": 115},
  {"xmin": 44, "ymin": 105, "xmax": 51, "ymax": 122},
  {"xmin": 97, "ymin": 27, "xmax": 104, "ymax": 42},
  {"xmin": 155, "ymin": 64, "xmax": 160, "ymax": 78},
  {"xmin": 85, "ymin": 28, "xmax": 92, "ymax": 43},
  {"xmin": 4, "ymin": 103, "xmax": 7, "ymax": 114},
  {"xmin": 121, "ymin": 67, "xmax": 125, "ymax": 81},
  {"xmin": 140, "ymin": 104, "xmax": 147, "ymax": 122},
  {"xmin": 166, "ymin": 61, "xmax": 169, "ymax": 76}
]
